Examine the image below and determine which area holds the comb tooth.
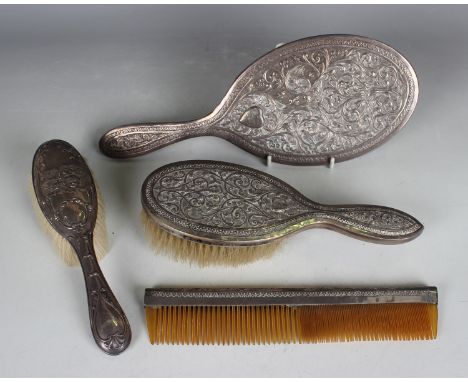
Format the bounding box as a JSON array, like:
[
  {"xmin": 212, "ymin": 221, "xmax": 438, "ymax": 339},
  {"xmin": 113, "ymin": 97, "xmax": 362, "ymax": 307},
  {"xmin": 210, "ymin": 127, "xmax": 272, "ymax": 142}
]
[
  {"xmin": 235, "ymin": 306, "xmax": 240, "ymax": 345},
  {"xmin": 284, "ymin": 306, "xmax": 293, "ymax": 344},
  {"xmin": 227, "ymin": 306, "xmax": 232, "ymax": 346},
  {"xmin": 180, "ymin": 305, "xmax": 186, "ymax": 344},
  {"xmin": 188, "ymin": 306, "xmax": 194, "ymax": 344},
  {"xmin": 166, "ymin": 307, "xmax": 172, "ymax": 344},
  {"xmin": 277, "ymin": 305, "xmax": 283, "ymax": 343},
  {"xmin": 171, "ymin": 306, "xmax": 177, "ymax": 344},
  {"xmin": 205, "ymin": 306, "xmax": 210, "ymax": 345},
  {"xmin": 196, "ymin": 306, "xmax": 201, "ymax": 345},
  {"xmin": 166, "ymin": 306, "xmax": 173, "ymax": 345},
  {"xmin": 245, "ymin": 306, "xmax": 251, "ymax": 345},
  {"xmin": 207, "ymin": 307, "xmax": 213, "ymax": 345},
  {"xmin": 181, "ymin": 306, "xmax": 187, "ymax": 345},
  {"xmin": 234, "ymin": 306, "xmax": 239, "ymax": 345},
  {"xmin": 237, "ymin": 306, "xmax": 242, "ymax": 345},
  {"xmin": 220, "ymin": 306, "xmax": 225, "ymax": 345},
  {"xmin": 213, "ymin": 307, "xmax": 218, "ymax": 345},
  {"xmin": 207, "ymin": 306, "xmax": 212, "ymax": 345},
  {"xmin": 176, "ymin": 306, "xmax": 181, "ymax": 343},
  {"xmin": 238, "ymin": 306, "xmax": 243, "ymax": 345},
  {"xmin": 255, "ymin": 307, "xmax": 262, "ymax": 345},
  {"xmin": 278, "ymin": 306, "xmax": 284, "ymax": 344},
  {"xmin": 213, "ymin": 307, "xmax": 218, "ymax": 344},
  {"xmin": 270, "ymin": 306, "xmax": 277, "ymax": 344},
  {"xmin": 240, "ymin": 306, "xmax": 246, "ymax": 344},
  {"xmin": 275, "ymin": 305, "xmax": 282, "ymax": 344},
  {"xmin": 195, "ymin": 306, "xmax": 201, "ymax": 344},
  {"xmin": 430, "ymin": 304, "xmax": 438, "ymax": 339},
  {"xmin": 172, "ymin": 306, "xmax": 180, "ymax": 345},
  {"xmin": 291, "ymin": 307, "xmax": 299, "ymax": 343},
  {"xmin": 280, "ymin": 306, "xmax": 286, "ymax": 343},
  {"xmin": 155, "ymin": 307, "xmax": 162, "ymax": 344},
  {"xmin": 266, "ymin": 306, "xmax": 272, "ymax": 344},
  {"xmin": 161, "ymin": 306, "xmax": 168, "ymax": 344},
  {"xmin": 216, "ymin": 306, "xmax": 221, "ymax": 345},
  {"xmin": 199, "ymin": 306, "xmax": 204, "ymax": 345},
  {"xmin": 200, "ymin": 306, "xmax": 205, "ymax": 345},
  {"xmin": 169, "ymin": 307, "xmax": 175, "ymax": 345},
  {"xmin": 145, "ymin": 307, "xmax": 155, "ymax": 344},
  {"xmin": 165, "ymin": 307, "xmax": 172, "ymax": 344},
  {"xmin": 231, "ymin": 306, "xmax": 237, "ymax": 344}
]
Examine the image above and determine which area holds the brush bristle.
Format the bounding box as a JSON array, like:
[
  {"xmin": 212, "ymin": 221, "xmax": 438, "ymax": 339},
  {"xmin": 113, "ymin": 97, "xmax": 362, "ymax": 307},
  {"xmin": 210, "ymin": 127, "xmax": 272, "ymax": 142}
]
[
  {"xmin": 29, "ymin": 178, "xmax": 108, "ymax": 267},
  {"xmin": 141, "ymin": 209, "xmax": 281, "ymax": 267},
  {"xmin": 145, "ymin": 303, "xmax": 437, "ymax": 345}
]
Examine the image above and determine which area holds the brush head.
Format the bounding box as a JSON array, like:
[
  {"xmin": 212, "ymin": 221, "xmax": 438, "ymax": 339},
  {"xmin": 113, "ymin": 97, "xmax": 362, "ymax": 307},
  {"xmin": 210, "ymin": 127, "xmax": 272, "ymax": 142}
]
[
  {"xmin": 30, "ymin": 140, "xmax": 108, "ymax": 266},
  {"xmin": 141, "ymin": 209, "xmax": 280, "ymax": 267},
  {"xmin": 141, "ymin": 160, "xmax": 423, "ymax": 267},
  {"xmin": 144, "ymin": 287, "xmax": 438, "ymax": 345}
]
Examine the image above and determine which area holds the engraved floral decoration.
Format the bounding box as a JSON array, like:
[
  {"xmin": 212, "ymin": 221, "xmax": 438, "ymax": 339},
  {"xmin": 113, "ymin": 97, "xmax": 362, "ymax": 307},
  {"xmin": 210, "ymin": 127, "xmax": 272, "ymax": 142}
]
[
  {"xmin": 220, "ymin": 45, "xmax": 409, "ymax": 157},
  {"xmin": 35, "ymin": 143, "xmax": 95, "ymax": 233},
  {"xmin": 152, "ymin": 166, "xmax": 310, "ymax": 231},
  {"xmin": 336, "ymin": 208, "xmax": 417, "ymax": 231},
  {"xmin": 90, "ymin": 277, "xmax": 129, "ymax": 353},
  {"xmin": 104, "ymin": 126, "xmax": 184, "ymax": 151}
]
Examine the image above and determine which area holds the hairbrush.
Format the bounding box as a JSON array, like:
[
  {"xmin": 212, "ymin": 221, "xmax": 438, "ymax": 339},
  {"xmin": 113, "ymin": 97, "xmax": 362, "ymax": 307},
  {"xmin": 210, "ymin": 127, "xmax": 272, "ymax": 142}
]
[
  {"xmin": 99, "ymin": 35, "xmax": 418, "ymax": 165},
  {"xmin": 144, "ymin": 287, "xmax": 438, "ymax": 345},
  {"xmin": 141, "ymin": 160, "xmax": 423, "ymax": 266},
  {"xmin": 32, "ymin": 139, "xmax": 131, "ymax": 355}
]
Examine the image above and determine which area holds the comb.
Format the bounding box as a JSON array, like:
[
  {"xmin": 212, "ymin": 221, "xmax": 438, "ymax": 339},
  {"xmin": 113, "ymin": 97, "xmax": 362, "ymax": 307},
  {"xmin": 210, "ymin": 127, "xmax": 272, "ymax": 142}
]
[
  {"xmin": 141, "ymin": 160, "xmax": 423, "ymax": 266},
  {"xmin": 144, "ymin": 287, "xmax": 438, "ymax": 345},
  {"xmin": 99, "ymin": 35, "xmax": 418, "ymax": 165}
]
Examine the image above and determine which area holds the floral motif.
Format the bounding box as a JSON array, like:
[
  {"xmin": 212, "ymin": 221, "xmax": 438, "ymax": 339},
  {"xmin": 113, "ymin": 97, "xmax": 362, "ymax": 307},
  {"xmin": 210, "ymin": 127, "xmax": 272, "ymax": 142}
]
[
  {"xmin": 153, "ymin": 166, "xmax": 310, "ymax": 230},
  {"xmin": 221, "ymin": 47, "xmax": 409, "ymax": 157}
]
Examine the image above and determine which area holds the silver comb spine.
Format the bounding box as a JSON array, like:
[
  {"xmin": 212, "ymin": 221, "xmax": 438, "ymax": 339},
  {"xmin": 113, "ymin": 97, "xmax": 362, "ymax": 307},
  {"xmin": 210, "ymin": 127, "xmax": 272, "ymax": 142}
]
[{"xmin": 144, "ymin": 287, "xmax": 438, "ymax": 307}]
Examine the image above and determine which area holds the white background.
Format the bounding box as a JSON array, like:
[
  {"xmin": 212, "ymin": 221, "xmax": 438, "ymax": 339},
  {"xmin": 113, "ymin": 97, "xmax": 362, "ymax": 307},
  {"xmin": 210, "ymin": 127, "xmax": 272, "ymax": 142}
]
[{"xmin": 1, "ymin": 5, "xmax": 467, "ymax": 377}]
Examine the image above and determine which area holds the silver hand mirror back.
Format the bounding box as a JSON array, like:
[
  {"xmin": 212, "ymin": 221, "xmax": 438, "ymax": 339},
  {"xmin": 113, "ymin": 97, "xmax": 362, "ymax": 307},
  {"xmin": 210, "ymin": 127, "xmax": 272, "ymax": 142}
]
[{"xmin": 101, "ymin": 35, "xmax": 418, "ymax": 165}]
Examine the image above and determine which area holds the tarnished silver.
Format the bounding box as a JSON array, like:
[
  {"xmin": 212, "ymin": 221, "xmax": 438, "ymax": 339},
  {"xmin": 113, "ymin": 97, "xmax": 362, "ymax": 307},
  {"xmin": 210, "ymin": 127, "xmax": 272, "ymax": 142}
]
[
  {"xmin": 100, "ymin": 35, "xmax": 418, "ymax": 165},
  {"xmin": 144, "ymin": 287, "xmax": 438, "ymax": 307},
  {"xmin": 32, "ymin": 140, "xmax": 131, "ymax": 355},
  {"xmin": 142, "ymin": 160, "xmax": 423, "ymax": 246}
]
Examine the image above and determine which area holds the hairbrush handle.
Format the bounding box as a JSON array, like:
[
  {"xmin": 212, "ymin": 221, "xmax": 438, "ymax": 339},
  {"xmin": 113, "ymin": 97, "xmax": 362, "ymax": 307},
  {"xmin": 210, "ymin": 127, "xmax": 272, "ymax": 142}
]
[
  {"xmin": 99, "ymin": 121, "xmax": 212, "ymax": 159},
  {"xmin": 313, "ymin": 204, "xmax": 423, "ymax": 243},
  {"xmin": 71, "ymin": 234, "xmax": 131, "ymax": 355}
]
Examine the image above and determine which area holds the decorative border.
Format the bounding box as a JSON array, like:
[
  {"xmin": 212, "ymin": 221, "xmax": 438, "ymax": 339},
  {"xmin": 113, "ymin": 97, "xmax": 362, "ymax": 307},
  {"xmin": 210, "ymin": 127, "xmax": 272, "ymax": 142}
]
[{"xmin": 145, "ymin": 287, "xmax": 438, "ymax": 306}]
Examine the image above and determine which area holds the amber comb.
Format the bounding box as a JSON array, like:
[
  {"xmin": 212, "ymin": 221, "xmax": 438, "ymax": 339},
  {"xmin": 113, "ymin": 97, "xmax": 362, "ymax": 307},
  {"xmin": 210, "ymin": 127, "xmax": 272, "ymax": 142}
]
[{"xmin": 144, "ymin": 287, "xmax": 438, "ymax": 345}]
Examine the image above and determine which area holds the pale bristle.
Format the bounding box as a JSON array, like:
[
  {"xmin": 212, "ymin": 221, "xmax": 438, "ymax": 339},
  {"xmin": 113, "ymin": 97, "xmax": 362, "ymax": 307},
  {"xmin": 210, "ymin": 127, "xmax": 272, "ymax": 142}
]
[
  {"xmin": 141, "ymin": 209, "xmax": 280, "ymax": 267},
  {"xmin": 29, "ymin": 178, "xmax": 108, "ymax": 267},
  {"xmin": 145, "ymin": 304, "xmax": 437, "ymax": 345}
]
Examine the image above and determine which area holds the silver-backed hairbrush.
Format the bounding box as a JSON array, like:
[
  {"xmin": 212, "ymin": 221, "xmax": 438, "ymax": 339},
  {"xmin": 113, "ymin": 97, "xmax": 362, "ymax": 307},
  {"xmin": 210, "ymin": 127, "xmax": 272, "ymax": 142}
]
[
  {"xmin": 32, "ymin": 140, "xmax": 131, "ymax": 355},
  {"xmin": 100, "ymin": 35, "xmax": 418, "ymax": 165},
  {"xmin": 141, "ymin": 160, "xmax": 423, "ymax": 266}
]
